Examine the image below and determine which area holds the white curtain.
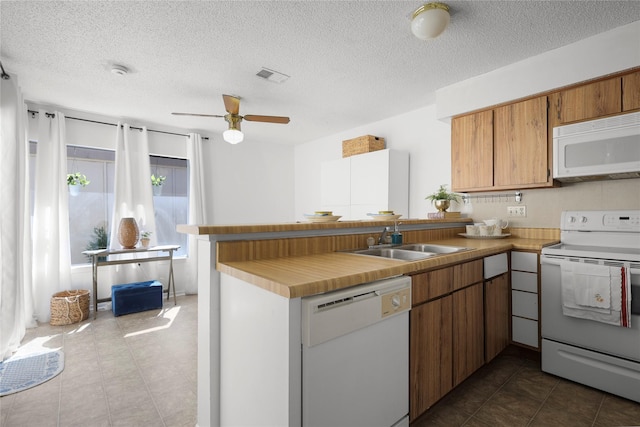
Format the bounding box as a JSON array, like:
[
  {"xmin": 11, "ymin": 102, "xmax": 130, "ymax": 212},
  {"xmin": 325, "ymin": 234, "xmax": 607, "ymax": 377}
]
[
  {"xmin": 0, "ymin": 74, "xmax": 36, "ymax": 360},
  {"xmin": 30, "ymin": 110, "xmax": 71, "ymax": 323},
  {"xmin": 185, "ymin": 133, "xmax": 210, "ymax": 294},
  {"xmin": 108, "ymin": 124, "xmax": 157, "ymax": 283}
]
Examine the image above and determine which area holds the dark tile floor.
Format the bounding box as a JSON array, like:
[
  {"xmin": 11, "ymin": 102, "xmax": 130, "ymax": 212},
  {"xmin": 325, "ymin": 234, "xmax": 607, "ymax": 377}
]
[{"xmin": 411, "ymin": 346, "xmax": 640, "ymax": 427}]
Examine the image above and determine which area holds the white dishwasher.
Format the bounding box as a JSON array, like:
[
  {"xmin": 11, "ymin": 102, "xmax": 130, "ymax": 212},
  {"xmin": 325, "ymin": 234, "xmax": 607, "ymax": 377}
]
[{"xmin": 301, "ymin": 275, "xmax": 411, "ymax": 427}]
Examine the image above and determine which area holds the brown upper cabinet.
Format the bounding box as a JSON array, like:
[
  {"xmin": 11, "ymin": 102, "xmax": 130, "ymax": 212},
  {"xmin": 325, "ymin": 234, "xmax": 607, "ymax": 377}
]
[
  {"xmin": 451, "ymin": 110, "xmax": 494, "ymax": 191},
  {"xmin": 494, "ymin": 96, "xmax": 549, "ymax": 188},
  {"xmin": 553, "ymin": 76, "xmax": 621, "ymax": 124},
  {"xmin": 451, "ymin": 96, "xmax": 550, "ymax": 192},
  {"xmin": 623, "ymin": 71, "xmax": 640, "ymax": 111}
]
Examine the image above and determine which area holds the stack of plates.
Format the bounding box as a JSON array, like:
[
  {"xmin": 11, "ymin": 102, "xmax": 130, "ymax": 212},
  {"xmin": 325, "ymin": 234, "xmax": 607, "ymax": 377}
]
[
  {"xmin": 304, "ymin": 211, "xmax": 342, "ymax": 222},
  {"xmin": 367, "ymin": 211, "xmax": 402, "ymax": 221}
]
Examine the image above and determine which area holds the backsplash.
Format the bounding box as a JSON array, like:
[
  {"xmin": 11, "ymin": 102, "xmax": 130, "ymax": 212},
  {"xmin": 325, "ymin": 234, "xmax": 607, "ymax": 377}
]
[{"xmin": 459, "ymin": 178, "xmax": 640, "ymax": 228}]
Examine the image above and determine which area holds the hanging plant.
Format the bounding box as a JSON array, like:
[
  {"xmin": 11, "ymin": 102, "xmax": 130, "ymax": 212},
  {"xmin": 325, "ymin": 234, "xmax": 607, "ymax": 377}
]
[
  {"xmin": 67, "ymin": 172, "xmax": 90, "ymax": 196},
  {"xmin": 151, "ymin": 174, "xmax": 166, "ymax": 196},
  {"xmin": 67, "ymin": 172, "xmax": 90, "ymax": 186},
  {"xmin": 151, "ymin": 174, "xmax": 166, "ymax": 186}
]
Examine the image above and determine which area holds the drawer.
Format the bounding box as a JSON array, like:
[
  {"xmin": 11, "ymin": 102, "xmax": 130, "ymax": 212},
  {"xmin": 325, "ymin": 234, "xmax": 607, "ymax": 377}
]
[
  {"xmin": 484, "ymin": 253, "xmax": 508, "ymax": 279},
  {"xmin": 453, "ymin": 259, "xmax": 483, "ymax": 290},
  {"xmin": 512, "ymin": 290, "xmax": 538, "ymax": 320},
  {"xmin": 411, "ymin": 267, "xmax": 453, "ymax": 306},
  {"xmin": 512, "ymin": 316, "xmax": 539, "ymax": 348},
  {"xmin": 511, "ymin": 271, "xmax": 538, "ymax": 293},
  {"xmin": 511, "ymin": 251, "xmax": 538, "ymax": 273}
]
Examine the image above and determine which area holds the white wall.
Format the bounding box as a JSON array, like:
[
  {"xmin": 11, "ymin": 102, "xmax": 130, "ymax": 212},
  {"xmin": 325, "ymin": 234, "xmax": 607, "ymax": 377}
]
[{"xmin": 295, "ymin": 22, "xmax": 640, "ymax": 228}]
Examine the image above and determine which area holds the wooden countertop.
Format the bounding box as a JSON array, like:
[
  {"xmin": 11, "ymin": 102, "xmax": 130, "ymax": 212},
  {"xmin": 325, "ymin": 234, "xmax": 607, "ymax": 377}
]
[{"xmin": 217, "ymin": 236, "xmax": 558, "ymax": 299}]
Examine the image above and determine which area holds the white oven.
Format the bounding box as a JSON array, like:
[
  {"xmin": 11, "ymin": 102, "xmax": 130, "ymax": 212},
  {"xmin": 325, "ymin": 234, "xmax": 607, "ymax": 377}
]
[{"xmin": 541, "ymin": 210, "xmax": 640, "ymax": 403}]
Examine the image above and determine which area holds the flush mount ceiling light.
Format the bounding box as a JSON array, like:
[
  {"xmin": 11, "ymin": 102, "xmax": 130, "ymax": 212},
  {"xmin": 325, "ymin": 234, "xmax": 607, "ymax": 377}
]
[
  {"xmin": 411, "ymin": 2, "xmax": 450, "ymax": 40},
  {"xmin": 111, "ymin": 64, "xmax": 129, "ymax": 76}
]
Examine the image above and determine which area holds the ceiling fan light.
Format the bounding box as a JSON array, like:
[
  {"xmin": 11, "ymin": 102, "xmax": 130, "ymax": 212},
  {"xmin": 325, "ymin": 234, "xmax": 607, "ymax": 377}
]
[
  {"xmin": 223, "ymin": 128, "xmax": 244, "ymax": 144},
  {"xmin": 411, "ymin": 2, "xmax": 450, "ymax": 40}
]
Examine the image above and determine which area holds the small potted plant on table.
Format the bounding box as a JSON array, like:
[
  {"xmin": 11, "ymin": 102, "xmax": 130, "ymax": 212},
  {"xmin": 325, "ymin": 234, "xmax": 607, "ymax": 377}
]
[
  {"xmin": 426, "ymin": 184, "xmax": 461, "ymax": 212},
  {"xmin": 140, "ymin": 231, "xmax": 152, "ymax": 248}
]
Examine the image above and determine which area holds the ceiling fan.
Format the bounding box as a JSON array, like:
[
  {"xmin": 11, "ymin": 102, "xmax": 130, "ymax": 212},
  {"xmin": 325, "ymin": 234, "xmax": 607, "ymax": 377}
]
[{"xmin": 172, "ymin": 94, "xmax": 290, "ymax": 144}]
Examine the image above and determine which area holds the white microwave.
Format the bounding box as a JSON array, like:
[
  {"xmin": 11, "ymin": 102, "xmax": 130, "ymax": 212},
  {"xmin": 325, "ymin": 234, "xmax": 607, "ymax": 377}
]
[{"xmin": 553, "ymin": 111, "xmax": 640, "ymax": 182}]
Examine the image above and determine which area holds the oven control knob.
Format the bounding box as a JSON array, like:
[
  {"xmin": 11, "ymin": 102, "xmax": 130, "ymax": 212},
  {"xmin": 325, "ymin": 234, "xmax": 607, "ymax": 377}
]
[
  {"xmin": 567, "ymin": 216, "xmax": 576, "ymax": 223},
  {"xmin": 579, "ymin": 216, "xmax": 588, "ymax": 223},
  {"xmin": 391, "ymin": 295, "xmax": 401, "ymax": 307}
]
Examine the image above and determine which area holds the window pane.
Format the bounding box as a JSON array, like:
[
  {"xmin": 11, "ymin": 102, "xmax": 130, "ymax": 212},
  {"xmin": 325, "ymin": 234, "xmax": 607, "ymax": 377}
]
[
  {"xmin": 67, "ymin": 147, "xmax": 114, "ymax": 265},
  {"xmin": 151, "ymin": 155, "xmax": 188, "ymax": 256}
]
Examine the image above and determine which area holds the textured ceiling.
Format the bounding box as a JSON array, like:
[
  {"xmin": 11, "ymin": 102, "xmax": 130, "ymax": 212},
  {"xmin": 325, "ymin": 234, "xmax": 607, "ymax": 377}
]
[{"xmin": 2, "ymin": 1, "xmax": 639, "ymax": 146}]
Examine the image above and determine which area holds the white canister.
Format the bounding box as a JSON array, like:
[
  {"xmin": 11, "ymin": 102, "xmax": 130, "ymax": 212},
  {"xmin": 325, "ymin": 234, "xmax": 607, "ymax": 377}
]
[
  {"xmin": 478, "ymin": 225, "xmax": 489, "ymax": 236},
  {"xmin": 466, "ymin": 225, "xmax": 478, "ymax": 235}
]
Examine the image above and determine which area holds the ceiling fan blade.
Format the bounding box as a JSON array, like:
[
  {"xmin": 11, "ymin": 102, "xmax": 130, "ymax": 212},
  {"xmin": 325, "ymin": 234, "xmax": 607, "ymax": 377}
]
[
  {"xmin": 243, "ymin": 115, "xmax": 290, "ymax": 124},
  {"xmin": 223, "ymin": 94, "xmax": 240, "ymax": 115},
  {"xmin": 172, "ymin": 112, "xmax": 225, "ymax": 118}
]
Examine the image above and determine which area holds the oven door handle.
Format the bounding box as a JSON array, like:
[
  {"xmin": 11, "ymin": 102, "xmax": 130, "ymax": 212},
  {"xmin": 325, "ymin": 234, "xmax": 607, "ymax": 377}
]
[
  {"xmin": 540, "ymin": 255, "xmax": 566, "ymax": 266},
  {"xmin": 541, "ymin": 255, "xmax": 640, "ymax": 274}
]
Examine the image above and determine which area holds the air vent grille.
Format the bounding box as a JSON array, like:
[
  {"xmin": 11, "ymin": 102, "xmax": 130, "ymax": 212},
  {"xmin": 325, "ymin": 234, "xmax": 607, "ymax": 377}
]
[{"xmin": 256, "ymin": 67, "xmax": 289, "ymax": 84}]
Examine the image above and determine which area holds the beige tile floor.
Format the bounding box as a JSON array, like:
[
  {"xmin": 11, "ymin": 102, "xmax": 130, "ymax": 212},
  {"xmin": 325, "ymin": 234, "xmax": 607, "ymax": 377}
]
[
  {"xmin": 411, "ymin": 346, "xmax": 640, "ymax": 426},
  {"xmin": 0, "ymin": 295, "xmax": 197, "ymax": 427},
  {"xmin": 3, "ymin": 297, "xmax": 640, "ymax": 427}
]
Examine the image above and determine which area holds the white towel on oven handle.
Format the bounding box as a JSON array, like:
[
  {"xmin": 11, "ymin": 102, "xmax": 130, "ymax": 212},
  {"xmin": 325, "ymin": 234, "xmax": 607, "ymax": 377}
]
[
  {"xmin": 560, "ymin": 261, "xmax": 630, "ymax": 327},
  {"xmin": 561, "ymin": 262, "xmax": 611, "ymax": 313},
  {"xmin": 572, "ymin": 263, "xmax": 611, "ymax": 309}
]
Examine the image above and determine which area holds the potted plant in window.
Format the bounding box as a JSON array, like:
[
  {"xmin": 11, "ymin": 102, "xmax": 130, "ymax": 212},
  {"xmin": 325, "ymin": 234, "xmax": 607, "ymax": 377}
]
[
  {"xmin": 140, "ymin": 231, "xmax": 152, "ymax": 248},
  {"xmin": 67, "ymin": 172, "xmax": 90, "ymax": 196},
  {"xmin": 151, "ymin": 174, "xmax": 166, "ymax": 196},
  {"xmin": 425, "ymin": 184, "xmax": 461, "ymax": 212}
]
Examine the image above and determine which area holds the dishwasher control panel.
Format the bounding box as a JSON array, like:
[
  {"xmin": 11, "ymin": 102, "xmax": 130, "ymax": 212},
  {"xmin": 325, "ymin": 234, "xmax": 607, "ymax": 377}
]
[{"xmin": 381, "ymin": 287, "xmax": 411, "ymax": 318}]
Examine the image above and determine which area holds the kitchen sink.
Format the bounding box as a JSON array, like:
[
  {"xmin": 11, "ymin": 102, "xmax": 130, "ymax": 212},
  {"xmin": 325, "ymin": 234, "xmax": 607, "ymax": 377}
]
[
  {"xmin": 398, "ymin": 243, "xmax": 470, "ymax": 254},
  {"xmin": 351, "ymin": 248, "xmax": 437, "ymax": 261}
]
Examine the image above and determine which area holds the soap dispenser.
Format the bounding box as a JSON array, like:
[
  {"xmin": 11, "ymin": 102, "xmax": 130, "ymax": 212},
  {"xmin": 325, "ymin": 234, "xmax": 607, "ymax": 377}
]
[{"xmin": 391, "ymin": 221, "xmax": 403, "ymax": 244}]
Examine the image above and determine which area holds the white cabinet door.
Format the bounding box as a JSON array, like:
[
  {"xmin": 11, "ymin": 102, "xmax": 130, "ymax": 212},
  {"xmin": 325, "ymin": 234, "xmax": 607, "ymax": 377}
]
[
  {"xmin": 321, "ymin": 149, "xmax": 409, "ymax": 220},
  {"xmin": 321, "ymin": 158, "xmax": 350, "ymax": 207}
]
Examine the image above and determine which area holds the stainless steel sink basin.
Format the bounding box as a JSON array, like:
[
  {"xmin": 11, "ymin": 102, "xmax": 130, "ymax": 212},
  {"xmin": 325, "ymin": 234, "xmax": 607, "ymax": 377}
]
[
  {"xmin": 352, "ymin": 248, "xmax": 437, "ymax": 261},
  {"xmin": 398, "ymin": 243, "xmax": 470, "ymax": 254}
]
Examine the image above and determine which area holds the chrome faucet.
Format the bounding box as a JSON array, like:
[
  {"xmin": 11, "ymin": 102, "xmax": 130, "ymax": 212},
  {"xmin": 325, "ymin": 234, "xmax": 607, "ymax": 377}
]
[{"xmin": 378, "ymin": 226, "xmax": 391, "ymax": 245}]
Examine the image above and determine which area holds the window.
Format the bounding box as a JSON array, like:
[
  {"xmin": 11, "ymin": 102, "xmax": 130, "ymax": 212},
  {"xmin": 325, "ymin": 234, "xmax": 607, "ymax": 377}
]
[
  {"xmin": 29, "ymin": 145, "xmax": 190, "ymax": 265},
  {"xmin": 67, "ymin": 146, "xmax": 115, "ymax": 265},
  {"xmin": 149, "ymin": 155, "xmax": 188, "ymax": 257}
]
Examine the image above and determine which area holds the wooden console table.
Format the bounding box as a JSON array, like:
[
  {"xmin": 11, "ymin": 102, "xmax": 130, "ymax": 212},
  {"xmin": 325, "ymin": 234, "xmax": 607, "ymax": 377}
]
[{"xmin": 82, "ymin": 245, "xmax": 179, "ymax": 318}]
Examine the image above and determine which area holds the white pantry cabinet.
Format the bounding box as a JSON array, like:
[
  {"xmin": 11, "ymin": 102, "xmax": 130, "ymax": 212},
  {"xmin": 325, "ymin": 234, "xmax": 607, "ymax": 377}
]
[{"xmin": 320, "ymin": 149, "xmax": 409, "ymax": 220}]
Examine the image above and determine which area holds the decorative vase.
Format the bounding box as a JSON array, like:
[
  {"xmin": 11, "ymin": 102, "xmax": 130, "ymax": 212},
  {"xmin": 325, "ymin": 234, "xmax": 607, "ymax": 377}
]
[
  {"xmin": 434, "ymin": 199, "xmax": 450, "ymax": 212},
  {"xmin": 153, "ymin": 185, "xmax": 162, "ymax": 196},
  {"xmin": 117, "ymin": 217, "xmax": 139, "ymax": 249},
  {"xmin": 141, "ymin": 237, "xmax": 151, "ymax": 248}
]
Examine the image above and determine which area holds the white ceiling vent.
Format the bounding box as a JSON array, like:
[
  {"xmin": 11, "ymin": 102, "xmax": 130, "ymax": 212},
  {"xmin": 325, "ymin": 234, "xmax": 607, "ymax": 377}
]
[{"xmin": 256, "ymin": 67, "xmax": 290, "ymax": 84}]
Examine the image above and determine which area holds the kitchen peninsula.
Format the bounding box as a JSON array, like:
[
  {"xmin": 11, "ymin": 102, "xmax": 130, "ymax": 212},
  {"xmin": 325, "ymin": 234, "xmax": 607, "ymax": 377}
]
[{"xmin": 178, "ymin": 218, "xmax": 559, "ymax": 427}]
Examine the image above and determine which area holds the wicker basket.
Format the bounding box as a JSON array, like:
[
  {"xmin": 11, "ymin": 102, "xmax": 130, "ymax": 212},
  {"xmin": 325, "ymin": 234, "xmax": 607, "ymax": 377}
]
[
  {"xmin": 342, "ymin": 135, "xmax": 385, "ymax": 158},
  {"xmin": 50, "ymin": 290, "xmax": 90, "ymax": 326}
]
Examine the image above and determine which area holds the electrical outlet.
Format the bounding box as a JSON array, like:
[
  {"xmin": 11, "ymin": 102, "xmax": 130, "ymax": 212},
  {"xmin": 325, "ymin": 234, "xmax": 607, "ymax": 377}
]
[{"xmin": 508, "ymin": 206, "xmax": 526, "ymax": 217}]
